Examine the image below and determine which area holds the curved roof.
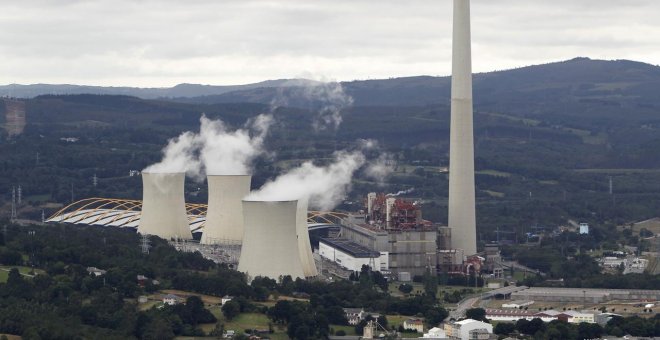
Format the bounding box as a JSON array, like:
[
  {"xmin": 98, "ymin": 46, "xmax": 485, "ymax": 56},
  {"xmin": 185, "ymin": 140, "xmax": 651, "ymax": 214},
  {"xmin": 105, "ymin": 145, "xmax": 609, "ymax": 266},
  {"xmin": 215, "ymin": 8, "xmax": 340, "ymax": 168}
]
[{"xmin": 47, "ymin": 197, "xmax": 344, "ymax": 233}]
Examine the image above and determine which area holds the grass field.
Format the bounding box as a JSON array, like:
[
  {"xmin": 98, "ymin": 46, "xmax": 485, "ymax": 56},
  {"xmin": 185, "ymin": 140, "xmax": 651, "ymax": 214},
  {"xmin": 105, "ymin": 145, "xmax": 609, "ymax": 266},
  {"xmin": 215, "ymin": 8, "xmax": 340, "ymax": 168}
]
[{"xmin": 0, "ymin": 265, "xmax": 45, "ymax": 283}]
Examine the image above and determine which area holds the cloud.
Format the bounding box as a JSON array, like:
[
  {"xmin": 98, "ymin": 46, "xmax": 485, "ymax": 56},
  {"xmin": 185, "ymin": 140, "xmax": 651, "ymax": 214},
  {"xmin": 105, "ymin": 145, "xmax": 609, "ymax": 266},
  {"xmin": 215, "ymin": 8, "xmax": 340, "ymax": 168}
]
[{"xmin": 1, "ymin": 0, "xmax": 659, "ymax": 86}]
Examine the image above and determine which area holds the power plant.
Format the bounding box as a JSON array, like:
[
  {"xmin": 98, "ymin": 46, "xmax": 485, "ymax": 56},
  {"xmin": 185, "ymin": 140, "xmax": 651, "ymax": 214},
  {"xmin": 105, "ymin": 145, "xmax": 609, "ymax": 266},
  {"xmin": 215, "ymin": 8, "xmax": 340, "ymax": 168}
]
[
  {"xmin": 200, "ymin": 175, "xmax": 251, "ymax": 245},
  {"xmin": 137, "ymin": 172, "xmax": 192, "ymax": 240},
  {"xmin": 46, "ymin": 0, "xmax": 481, "ymax": 282},
  {"xmin": 238, "ymin": 200, "xmax": 307, "ymax": 280},
  {"xmin": 448, "ymin": 0, "xmax": 477, "ymax": 256}
]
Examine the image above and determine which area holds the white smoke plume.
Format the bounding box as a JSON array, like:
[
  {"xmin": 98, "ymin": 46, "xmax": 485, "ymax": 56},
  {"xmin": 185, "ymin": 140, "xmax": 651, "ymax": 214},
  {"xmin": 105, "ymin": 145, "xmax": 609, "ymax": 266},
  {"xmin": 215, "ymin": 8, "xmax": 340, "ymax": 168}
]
[
  {"xmin": 271, "ymin": 78, "xmax": 353, "ymax": 131},
  {"xmin": 306, "ymin": 80, "xmax": 353, "ymax": 131},
  {"xmin": 143, "ymin": 114, "xmax": 273, "ymax": 180},
  {"xmin": 200, "ymin": 114, "xmax": 273, "ymax": 176},
  {"xmin": 387, "ymin": 188, "xmax": 415, "ymax": 197},
  {"xmin": 247, "ymin": 150, "xmax": 366, "ymax": 211},
  {"xmin": 143, "ymin": 131, "xmax": 203, "ymax": 178}
]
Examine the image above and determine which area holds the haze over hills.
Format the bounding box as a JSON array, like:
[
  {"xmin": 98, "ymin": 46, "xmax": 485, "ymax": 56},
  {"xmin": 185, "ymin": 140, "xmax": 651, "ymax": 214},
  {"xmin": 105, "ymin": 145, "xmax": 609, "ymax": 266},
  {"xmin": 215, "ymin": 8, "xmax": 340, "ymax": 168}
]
[{"xmin": 3, "ymin": 57, "xmax": 660, "ymax": 109}]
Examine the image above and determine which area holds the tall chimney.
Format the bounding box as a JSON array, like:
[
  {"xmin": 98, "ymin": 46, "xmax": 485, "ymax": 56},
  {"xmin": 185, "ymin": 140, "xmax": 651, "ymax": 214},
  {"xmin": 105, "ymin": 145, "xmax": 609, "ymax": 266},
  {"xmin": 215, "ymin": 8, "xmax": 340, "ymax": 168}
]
[{"xmin": 448, "ymin": 0, "xmax": 477, "ymax": 255}]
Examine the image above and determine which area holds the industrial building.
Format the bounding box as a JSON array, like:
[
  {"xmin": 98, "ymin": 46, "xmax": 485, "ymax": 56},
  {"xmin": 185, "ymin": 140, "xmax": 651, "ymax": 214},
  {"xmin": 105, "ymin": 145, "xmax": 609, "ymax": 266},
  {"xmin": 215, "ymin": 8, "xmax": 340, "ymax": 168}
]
[
  {"xmin": 137, "ymin": 172, "xmax": 192, "ymax": 240},
  {"xmin": 444, "ymin": 319, "xmax": 493, "ymax": 340},
  {"xmin": 338, "ymin": 193, "xmax": 439, "ymax": 277},
  {"xmin": 510, "ymin": 287, "xmax": 660, "ymax": 303},
  {"xmin": 319, "ymin": 238, "xmax": 388, "ymax": 272},
  {"xmin": 200, "ymin": 175, "xmax": 251, "ymax": 245}
]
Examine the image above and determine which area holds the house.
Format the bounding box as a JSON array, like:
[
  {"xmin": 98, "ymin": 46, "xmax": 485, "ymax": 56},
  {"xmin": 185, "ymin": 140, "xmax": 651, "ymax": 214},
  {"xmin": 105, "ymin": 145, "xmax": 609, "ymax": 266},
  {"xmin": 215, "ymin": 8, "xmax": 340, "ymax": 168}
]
[
  {"xmin": 403, "ymin": 318, "xmax": 424, "ymax": 333},
  {"xmin": 137, "ymin": 275, "xmax": 149, "ymax": 286},
  {"xmin": 163, "ymin": 294, "xmax": 181, "ymax": 305},
  {"xmin": 138, "ymin": 296, "xmax": 148, "ymax": 304},
  {"xmin": 343, "ymin": 308, "xmax": 364, "ymax": 325},
  {"xmin": 222, "ymin": 295, "xmax": 233, "ymax": 306},
  {"xmin": 86, "ymin": 267, "xmax": 107, "ymax": 277}
]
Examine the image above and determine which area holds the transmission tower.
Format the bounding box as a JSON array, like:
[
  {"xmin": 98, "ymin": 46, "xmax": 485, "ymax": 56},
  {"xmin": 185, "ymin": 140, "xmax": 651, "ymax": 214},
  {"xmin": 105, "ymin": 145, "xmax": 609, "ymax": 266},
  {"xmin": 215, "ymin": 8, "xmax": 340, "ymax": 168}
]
[
  {"xmin": 93, "ymin": 173, "xmax": 98, "ymax": 188},
  {"xmin": 140, "ymin": 234, "xmax": 151, "ymax": 254},
  {"xmin": 17, "ymin": 185, "xmax": 22, "ymax": 205},
  {"xmin": 41, "ymin": 210, "xmax": 45, "ymax": 223}
]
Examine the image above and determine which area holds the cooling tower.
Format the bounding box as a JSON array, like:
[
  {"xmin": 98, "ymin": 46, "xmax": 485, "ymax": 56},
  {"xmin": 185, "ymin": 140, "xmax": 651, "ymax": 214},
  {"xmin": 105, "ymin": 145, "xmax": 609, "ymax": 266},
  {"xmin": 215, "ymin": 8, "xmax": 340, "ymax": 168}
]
[
  {"xmin": 296, "ymin": 199, "xmax": 318, "ymax": 277},
  {"xmin": 138, "ymin": 172, "xmax": 192, "ymax": 240},
  {"xmin": 200, "ymin": 175, "xmax": 251, "ymax": 245},
  {"xmin": 448, "ymin": 0, "xmax": 477, "ymax": 255},
  {"xmin": 238, "ymin": 200, "xmax": 305, "ymax": 280}
]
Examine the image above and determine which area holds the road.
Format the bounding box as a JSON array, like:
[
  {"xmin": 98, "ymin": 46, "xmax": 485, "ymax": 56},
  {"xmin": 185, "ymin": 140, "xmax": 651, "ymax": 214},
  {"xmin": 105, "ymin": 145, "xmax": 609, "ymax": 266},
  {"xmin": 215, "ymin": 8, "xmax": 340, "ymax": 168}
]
[{"xmin": 449, "ymin": 296, "xmax": 478, "ymax": 320}]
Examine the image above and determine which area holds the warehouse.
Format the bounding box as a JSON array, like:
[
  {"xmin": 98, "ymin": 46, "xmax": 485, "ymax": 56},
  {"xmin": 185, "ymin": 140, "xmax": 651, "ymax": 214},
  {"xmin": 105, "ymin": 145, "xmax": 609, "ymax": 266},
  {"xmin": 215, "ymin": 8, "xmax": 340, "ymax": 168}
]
[{"xmin": 319, "ymin": 238, "xmax": 389, "ymax": 272}]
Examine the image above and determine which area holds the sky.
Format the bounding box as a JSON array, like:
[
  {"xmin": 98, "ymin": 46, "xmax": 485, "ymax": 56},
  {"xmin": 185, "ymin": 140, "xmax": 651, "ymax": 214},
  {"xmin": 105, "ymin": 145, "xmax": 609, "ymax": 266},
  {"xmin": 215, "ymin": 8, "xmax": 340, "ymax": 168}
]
[{"xmin": 0, "ymin": 0, "xmax": 658, "ymax": 87}]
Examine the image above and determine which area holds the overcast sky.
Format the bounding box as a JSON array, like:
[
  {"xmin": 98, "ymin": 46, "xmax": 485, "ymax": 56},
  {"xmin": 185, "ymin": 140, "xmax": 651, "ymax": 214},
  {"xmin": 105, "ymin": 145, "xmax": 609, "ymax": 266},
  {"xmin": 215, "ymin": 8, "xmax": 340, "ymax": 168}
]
[{"xmin": 1, "ymin": 0, "xmax": 658, "ymax": 87}]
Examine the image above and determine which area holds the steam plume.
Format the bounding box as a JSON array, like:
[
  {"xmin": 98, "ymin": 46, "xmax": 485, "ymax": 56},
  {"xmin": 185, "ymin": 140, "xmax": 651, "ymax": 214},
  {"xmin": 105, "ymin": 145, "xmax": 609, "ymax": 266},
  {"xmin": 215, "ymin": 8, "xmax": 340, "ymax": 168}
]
[
  {"xmin": 247, "ymin": 150, "xmax": 365, "ymax": 211},
  {"xmin": 387, "ymin": 188, "xmax": 415, "ymax": 197},
  {"xmin": 143, "ymin": 114, "xmax": 273, "ymax": 179}
]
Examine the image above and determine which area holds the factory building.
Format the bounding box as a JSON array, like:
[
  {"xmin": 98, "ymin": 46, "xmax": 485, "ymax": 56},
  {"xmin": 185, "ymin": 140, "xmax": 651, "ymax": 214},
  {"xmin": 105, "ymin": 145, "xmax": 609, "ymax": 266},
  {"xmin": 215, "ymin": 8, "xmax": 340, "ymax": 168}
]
[
  {"xmin": 511, "ymin": 287, "xmax": 660, "ymax": 303},
  {"xmin": 200, "ymin": 175, "xmax": 251, "ymax": 245},
  {"xmin": 238, "ymin": 200, "xmax": 307, "ymax": 280},
  {"xmin": 137, "ymin": 172, "xmax": 192, "ymax": 240},
  {"xmin": 319, "ymin": 238, "xmax": 389, "ymax": 272},
  {"xmin": 338, "ymin": 193, "xmax": 438, "ymax": 276}
]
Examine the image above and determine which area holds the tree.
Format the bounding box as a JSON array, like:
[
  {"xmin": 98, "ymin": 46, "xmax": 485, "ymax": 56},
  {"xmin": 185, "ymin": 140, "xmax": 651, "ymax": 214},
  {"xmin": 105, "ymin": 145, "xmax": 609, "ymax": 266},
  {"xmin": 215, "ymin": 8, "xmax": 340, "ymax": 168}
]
[
  {"xmin": 222, "ymin": 300, "xmax": 241, "ymax": 321},
  {"xmin": 465, "ymin": 308, "xmax": 487, "ymax": 322},
  {"xmin": 398, "ymin": 283, "xmax": 413, "ymax": 294},
  {"xmin": 494, "ymin": 322, "xmax": 515, "ymax": 335}
]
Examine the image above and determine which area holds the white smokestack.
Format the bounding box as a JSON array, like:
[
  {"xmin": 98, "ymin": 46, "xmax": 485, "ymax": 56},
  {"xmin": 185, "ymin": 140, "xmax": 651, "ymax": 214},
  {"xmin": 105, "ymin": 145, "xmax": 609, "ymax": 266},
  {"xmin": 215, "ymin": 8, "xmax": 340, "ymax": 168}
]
[
  {"xmin": 448, "ymin": 0, "xmax": 477, "ymax": 255},
  {"xmin": 386, "ymin": 197, "xmax": 396, "ymax": 225},
  {"xmin": 138, "ymin": 172, "xmax": 192, "ymax": 240},
  {"xmin": 238, "ymin": 200, "xmax": 306, "ymax": 280},
  {"xmin": 367, "ymin": 192, "xmax": 377, "ymax": 215},
  {"xmin": 200, "ymin": 175, "xmax": 251, "ymax": 245}
]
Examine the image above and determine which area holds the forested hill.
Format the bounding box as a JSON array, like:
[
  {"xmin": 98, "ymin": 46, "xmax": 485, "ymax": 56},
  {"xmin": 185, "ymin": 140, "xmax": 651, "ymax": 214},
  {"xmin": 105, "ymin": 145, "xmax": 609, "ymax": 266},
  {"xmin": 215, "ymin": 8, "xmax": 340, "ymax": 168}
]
[{"xmin": 180, "ymin": 58, "xmax": 660, "ymax": 108}]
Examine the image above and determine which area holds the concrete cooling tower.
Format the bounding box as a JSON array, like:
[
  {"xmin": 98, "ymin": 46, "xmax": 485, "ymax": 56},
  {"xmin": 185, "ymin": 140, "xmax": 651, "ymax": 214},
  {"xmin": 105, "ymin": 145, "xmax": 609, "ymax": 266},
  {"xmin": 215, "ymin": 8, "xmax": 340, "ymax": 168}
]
[
  {"xmin": 138, "ymin": 172, "xmax": 192, "ymax": 240},
  {"xmin": 238, "ymin": 200, "xmax": 306, "ymax": 280},
  {"xmin": 296, "ymin": 199, "xmax": 318, "ymax": 277},
  {"xmin": 200, "ymin": 175, "xmax": 251, "ymax": 245}
]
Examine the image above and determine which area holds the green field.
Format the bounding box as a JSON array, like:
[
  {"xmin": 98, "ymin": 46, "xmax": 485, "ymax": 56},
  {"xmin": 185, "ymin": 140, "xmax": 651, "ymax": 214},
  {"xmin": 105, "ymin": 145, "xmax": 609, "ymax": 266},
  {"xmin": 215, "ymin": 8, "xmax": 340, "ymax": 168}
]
[{"xmin": 0, "ymin": 266, "xmax": 45, "ymax": 283}]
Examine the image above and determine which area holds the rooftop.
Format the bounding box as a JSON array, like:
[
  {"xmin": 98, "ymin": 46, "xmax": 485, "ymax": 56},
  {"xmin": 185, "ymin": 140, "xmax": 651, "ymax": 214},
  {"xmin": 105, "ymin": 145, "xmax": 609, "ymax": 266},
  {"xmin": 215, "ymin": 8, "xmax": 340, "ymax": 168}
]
[{"xmin": 321, "ymin": 238, "xmax": 381, "ymax": 258}]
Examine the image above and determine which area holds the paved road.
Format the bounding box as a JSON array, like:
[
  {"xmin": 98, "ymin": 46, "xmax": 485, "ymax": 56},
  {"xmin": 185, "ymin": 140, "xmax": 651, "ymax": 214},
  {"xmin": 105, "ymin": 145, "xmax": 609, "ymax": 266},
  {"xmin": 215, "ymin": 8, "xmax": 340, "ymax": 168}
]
[{"xmin": 449, "ymin": 296, "xmax": 478, "ymax": 320}]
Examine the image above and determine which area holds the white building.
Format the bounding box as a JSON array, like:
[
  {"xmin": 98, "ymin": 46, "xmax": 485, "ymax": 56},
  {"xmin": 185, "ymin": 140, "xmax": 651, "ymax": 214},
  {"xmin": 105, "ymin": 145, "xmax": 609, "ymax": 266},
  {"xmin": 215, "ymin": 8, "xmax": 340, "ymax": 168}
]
[
  {"xmin": 221, "ymin": 295, "xmax": 233, "ymax": 306},
  {"xmin": 444, "ymin": 319, "xmax": 493, "ymax": 340},
  {"xmin": 163, "ymin": 294, "xmax": 181, "ymax": 305},
  {"xmin": 319, "ymin": 238, "xmax": 389, "ymax": 272},
  {"xmin": 579, "ymin": 223, "xmax": 589, "ymax": 235},
  {"xmin": 502, "ymin": 300, "xmax": 534, "ymax": 309},
  {"xmin": 403, "ymin": 319, "xmax": 424, "ymax": 333},
  {"xmin": 423, "ymin": 327, "xmax": 447, "ymax": 339}
]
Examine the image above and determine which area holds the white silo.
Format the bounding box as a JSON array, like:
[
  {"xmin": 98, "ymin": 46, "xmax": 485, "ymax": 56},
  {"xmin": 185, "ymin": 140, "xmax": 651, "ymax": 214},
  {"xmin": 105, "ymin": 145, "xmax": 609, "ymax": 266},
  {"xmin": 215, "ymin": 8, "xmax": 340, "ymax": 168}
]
[
  {"xmin": 238, "ymin": 200, "xmax": 306, "ymax": 280},
  {"xmin": 296, "ymin": 199, "xmax": 318, "ymax": 277},
  {"xmin": 138, "ymin": 172, "xmax": 192, "ymax": 240},
  {"xmin": 200, "ymin": 175, "xmax": 251, "ymax": 245}
]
